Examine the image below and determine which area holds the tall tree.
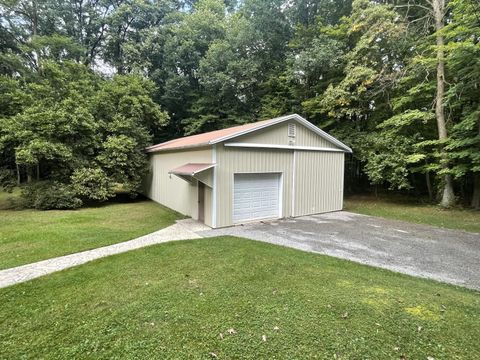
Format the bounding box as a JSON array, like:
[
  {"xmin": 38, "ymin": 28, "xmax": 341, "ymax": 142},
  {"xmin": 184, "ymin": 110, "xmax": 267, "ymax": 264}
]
[{"xmin": 432, "ymin": 0, "xmax": 456, "ymax": 207}]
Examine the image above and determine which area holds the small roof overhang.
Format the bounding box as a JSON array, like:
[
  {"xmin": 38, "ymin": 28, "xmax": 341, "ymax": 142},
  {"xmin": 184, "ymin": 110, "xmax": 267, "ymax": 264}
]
[{"xmin": 169, "ymin": 163, "xmax": 215, "ymax": 176}]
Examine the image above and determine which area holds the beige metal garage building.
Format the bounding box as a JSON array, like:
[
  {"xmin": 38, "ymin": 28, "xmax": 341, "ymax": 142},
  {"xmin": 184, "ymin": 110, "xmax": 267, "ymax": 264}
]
[{"xmin": 143, "ymin": 114, "xmax": 352, "ymax": 228}]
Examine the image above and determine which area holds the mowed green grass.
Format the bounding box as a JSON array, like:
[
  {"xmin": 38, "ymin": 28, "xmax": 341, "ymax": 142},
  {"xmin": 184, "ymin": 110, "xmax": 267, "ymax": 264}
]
[
  {"xmin": 1, "ymin": 237, "xmax": 478, "ymax": 359},
  {"xmin": 345, "ymin": 195, "xmax": 480, "ymax": 233},
  {"xmin": 0, "ymin": 195, "xmax": 179, "ymax": 269}
]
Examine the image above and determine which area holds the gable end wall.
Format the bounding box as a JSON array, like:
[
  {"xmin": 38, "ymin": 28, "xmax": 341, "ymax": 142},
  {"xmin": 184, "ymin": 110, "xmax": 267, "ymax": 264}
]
[{"xmin": 227, "ymin": 121, "xmax": 339, "ymax": 149}]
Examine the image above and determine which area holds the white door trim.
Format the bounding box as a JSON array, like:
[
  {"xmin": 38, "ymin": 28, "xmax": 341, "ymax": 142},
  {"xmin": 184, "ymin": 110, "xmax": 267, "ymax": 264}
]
[{"xmin": 232, "ymin": 172, "xmax": 282, "ymax": 224}]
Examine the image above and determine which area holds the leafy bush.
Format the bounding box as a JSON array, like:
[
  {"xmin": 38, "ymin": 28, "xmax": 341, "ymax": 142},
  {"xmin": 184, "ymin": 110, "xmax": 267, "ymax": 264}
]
[
  {"xmin": 21, "ymin": 181, "xmax": 82, "ymax": 210},
  {"xmin": 71, "ymin": 167, "xmax": 114, "ymax": 201},
  {"xmin": 0, "ymin": 168, "xmax": 16, "ymax": 193}
]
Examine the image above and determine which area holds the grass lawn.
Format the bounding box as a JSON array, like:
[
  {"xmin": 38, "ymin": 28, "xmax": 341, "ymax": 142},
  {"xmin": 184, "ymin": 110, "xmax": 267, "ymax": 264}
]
[
  {"xmin": 0, "ymin": 194, "xmax": 179, "ymax": 270},
  {"xmin": 1, "ymin": 237, "xmax": 478, "ymax": 359},
  {"xmin": 345, "ymin": 195, "xmax": 480, "ymax": 233}
]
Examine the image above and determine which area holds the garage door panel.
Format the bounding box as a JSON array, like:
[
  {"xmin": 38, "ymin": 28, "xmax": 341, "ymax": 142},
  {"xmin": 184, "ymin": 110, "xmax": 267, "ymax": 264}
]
[{"xmin": 233, "ymin": 173, "xmax": 280, "ymax": 223}]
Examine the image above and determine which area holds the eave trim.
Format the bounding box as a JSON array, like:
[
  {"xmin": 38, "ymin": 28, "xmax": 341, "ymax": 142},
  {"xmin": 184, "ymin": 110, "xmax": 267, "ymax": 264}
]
[{"xmin": 223, "ymin": 143, "xmax": 347, "ymax": 152}]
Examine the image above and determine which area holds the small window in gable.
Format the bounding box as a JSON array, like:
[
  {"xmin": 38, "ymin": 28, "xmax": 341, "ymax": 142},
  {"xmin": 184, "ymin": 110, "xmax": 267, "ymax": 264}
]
[{"xmin": 288, "ymin": 123, "xmax": 296, "ymax": 138}]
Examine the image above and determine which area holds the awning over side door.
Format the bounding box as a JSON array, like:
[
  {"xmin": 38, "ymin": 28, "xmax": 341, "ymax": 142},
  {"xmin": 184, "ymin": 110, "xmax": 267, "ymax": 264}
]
[{"xmin": 169, "ymin": 163, "xmax": 215, "ymax": 187}]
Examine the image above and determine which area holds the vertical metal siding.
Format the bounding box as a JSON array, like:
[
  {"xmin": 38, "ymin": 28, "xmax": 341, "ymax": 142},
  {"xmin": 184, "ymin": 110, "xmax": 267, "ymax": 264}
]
[
  {"xmin": 144, "ymin": 147, "xmax": 213, "ymax": 227},
  {"xmin": 215, "ymin": 146, "xmax": 293, "ymax": 227},
  {"xmin": 295, "ymin": 125, "xmax": 337, "ymax": 148},
  {"xmin": 294, "ymin": 151, "xmax": 345, "ymax": 216},
  {"xmin": 229, "ymin": 121, "xmax": 338, "ymax": 149}
]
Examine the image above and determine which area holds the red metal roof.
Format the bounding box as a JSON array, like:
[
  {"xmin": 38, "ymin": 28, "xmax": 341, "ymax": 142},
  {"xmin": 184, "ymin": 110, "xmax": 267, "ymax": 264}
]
[
  {"xmin": 145, "ymin": 114, "xmax": 353, "ymax": 153},
  {"xmin": 146, "ymin": 118, "xmax": 276, "ymax": 152},
  {"xmin": 169, "ymin": 163, "xmax": 215, "ymax": 176}
]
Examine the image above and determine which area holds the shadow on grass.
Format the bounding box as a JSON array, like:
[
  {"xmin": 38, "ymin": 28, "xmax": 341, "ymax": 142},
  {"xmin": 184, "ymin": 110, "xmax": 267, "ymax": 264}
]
[{"xmin": 81, "ymin": 193, "xmax": 151, "ymax": 209}]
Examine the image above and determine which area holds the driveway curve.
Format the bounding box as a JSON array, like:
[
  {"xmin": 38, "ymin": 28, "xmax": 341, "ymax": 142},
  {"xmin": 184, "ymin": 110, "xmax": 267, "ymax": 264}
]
[{"xmin": 199, "ymin": 211, "xmax": 480, "ymax": 290}]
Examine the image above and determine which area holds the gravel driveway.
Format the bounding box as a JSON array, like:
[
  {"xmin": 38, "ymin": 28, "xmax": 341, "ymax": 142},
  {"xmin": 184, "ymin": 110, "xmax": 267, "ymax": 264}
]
[{"xmin": 199, "ymin": 211, "xmax": 480, "ymax": 290}]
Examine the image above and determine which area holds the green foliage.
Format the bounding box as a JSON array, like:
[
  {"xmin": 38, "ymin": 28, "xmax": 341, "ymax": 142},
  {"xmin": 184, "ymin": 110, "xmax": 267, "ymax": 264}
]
[
  {"xmin": 21, "ymin": 181, "xmax": 82, "ymax": 210},
  {"xmin": 360, "ymin": 134, "xmax": 415, "ymax": 190},
  {"xmin": 0, "ymin": 168, "xmax": 16, "ymax": 192},
  {"xmin": 93, "ymin": 75, "xmax": 168, "ymax": 195},
  {"xmin": 363, "ymin": 110, "xmax": 438, "ymax": 189},
  {"xmin": 0, "ymin": 76, "xmax": 28, "ymax": 116},
  {"xmin": 442, "ymin": 0, "xmax": 480, "ymax": 182},
  {"xmin": 0, "ymin": 60, "xmax": 167, "ymax": 207},
  {"xmin": 71, "ymin": 168, "xmax": 114, "ymax": 202}
]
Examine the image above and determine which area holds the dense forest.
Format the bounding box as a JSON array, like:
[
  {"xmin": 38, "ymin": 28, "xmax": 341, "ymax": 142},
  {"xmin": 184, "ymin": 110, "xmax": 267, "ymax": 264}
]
[{"xmin": 0, "ymin": 0, "xmax": 479, "ymax": 209}]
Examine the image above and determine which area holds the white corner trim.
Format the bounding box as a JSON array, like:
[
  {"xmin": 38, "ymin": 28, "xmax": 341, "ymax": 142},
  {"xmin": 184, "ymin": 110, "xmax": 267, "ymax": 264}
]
[
  {"xmin": 223, "ymin": 143, "xmax": 346, "ymax": 152},
  {"xmin": 292, "ymin": 150, "xmax": 296, "ymax": 217},
  {"xmin": 212, "ymin": 145, "xmax": 217, "ymax": 228}
]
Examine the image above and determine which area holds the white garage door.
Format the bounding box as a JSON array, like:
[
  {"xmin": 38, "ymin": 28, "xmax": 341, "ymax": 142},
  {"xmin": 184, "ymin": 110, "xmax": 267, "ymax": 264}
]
[{"xmin": 233, "ymin": 173, "xmax": 281, "ymax": 223}]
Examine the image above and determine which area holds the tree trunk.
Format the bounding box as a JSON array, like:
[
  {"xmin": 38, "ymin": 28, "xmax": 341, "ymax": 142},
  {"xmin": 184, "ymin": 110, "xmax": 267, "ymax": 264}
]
[
  {"xmin": 16, "ymin": 163, "xmax": 21, "ymax": 185},
  {"xmin": 433, "ymin": 0, "xmax": 455, "ymax": 207},
  {"xmin": 27, "ymin": 167, "xmax": 32, "ymax": 183},
  {"xmin": 36, "ymin": 163, "xmax": 40, "ymax": 180},
  {"xmin": 441, "ymin": 174, "xmax": 455, "ymax": 207},
  {"xmin": 426, "ymin": 171, "xmax": 433, "ymax": 201},
  {"xmin": 472, "ymin": 174, "xmax": 480, "ymax": 209}
]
